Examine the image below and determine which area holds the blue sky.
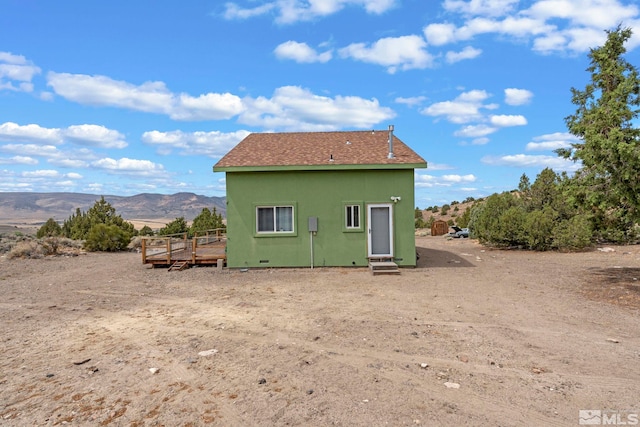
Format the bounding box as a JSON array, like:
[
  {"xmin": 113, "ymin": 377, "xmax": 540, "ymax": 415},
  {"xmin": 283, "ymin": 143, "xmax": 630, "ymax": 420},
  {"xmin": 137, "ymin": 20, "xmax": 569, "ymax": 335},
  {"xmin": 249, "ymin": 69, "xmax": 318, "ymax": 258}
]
[{"xmin": 0, "ymin": 0, "xmax": 639, "ymax": 208}]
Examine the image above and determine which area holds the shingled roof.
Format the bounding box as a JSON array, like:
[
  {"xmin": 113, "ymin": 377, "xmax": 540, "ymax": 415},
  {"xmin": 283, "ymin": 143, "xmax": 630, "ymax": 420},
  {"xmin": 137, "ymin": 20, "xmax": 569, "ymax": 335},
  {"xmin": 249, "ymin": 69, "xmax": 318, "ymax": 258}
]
[{"xmin": 213, "ymin": 130, "xmax": 427, "ymax": 171}]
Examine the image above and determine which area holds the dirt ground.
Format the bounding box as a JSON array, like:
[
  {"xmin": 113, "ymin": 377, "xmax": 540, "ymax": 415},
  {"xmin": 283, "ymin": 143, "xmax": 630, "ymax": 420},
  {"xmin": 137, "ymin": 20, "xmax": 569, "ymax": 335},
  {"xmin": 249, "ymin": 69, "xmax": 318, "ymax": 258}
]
[{"xmin": 1, "ymin": 236, "xmax": 639, "ymax": 426}]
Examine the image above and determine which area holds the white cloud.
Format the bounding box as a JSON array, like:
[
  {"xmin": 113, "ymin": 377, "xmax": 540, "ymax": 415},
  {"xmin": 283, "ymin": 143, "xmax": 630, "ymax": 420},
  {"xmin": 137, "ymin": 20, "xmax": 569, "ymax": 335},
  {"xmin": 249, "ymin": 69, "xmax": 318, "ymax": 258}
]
[
  {"xmin": 63, "ymin": 125, "xmax": 127, "ymax": 149},
  {"xmin": 0, "ymin": 122, "xmax": 129, "ymax": 149},
  {"xmin": 452, "ymin": 16, "xmax": 553, "ymax": 42},
  {"xmin": 223, "ymin": 2, "xmax": 276, "ymax": 19},
  {"xmin": 562, "ymin": 26, "xmax": 610, "ymax": 52},
  {"xmin": 45, "ymin": 72, "xmax": 395, "ymax": 130},
  {"xmin": 1, "ymin": 141, "xmax": 95, "ymax": 170},
  {"xmin": 445, "ymin": 46, "xmax": 482, "ymax": 63},
  {"xmin": 0, "ymin": 182, "xmax": 33, "ymax": 191},
  {"xmin": 274, "ymin": 41, "xmax": 333, "ymax": 63},
  {"xmin": 0, "ymin": 122, "xmax": 62, "ymax": 144},
  {"xmin": 22, "ymin": 169, "xmax": 60, "ymax": 178},
  {"xmin": 91, "ymin": 157, "xmax": 165, "ymax": 176},
  {"xmin": 504, "ymin": 88, "xmax": 534, "ymax": 105},
  {"xmin": 87, "ymin": 183, "xmax": 104, "ymax": 192},
  {"xmin": 424, "ymin": 88, "xmax": 531, "ymax": 140},
  {"xmin": 423, "ymin": 162, "xmax": 455, "ymax": 170},
  {"xmin": 240, "ymin": 85, "xmax": 395, "ymax": 131},
  {"xmin": 489, "ymin": 114, "xmax": 527, "ymax": 127},
  {"xmin": 442, "ymin": 174, "xmax": 477, "ymax": 183},
  {"xmin": 455, "ymin": 124, "xmax": 497, "ymax": 137},
  {"xmin": 423, "ymin": 23, "xmax": 458, "ymax": 46},
  {"xmin": 47, "ymin": 72, "xmax": 173, "ymax": 113},
  {"xmin": 142, "ymin": 129, "xmax": 251, "ymax": 157},
  {"xmin": 421, "ymin": 89, "xmax": 492, "ymax": 124},
  {"xmin": 0, "ymin": 155, "xmax": 38, "ymax": 165},
  {"xmin": 339, "ymin": 35, "xmax": 433, "ymax": 73},
  {"xmin": 359, "ymin": 0, "xmax": 396, "ymax": 14},
  {"xmin": 21, "ymin": 171, "xmax": 82, "ymax": 184},
  {"xmin": 481, "ymin": 153, "xmax": 581, "ymax": 171},
  {"xmin": 423, "ymin": 0, "xmax": 640, "ymax": 54},
  {"xmin": 47, "ymin": 72, "xmax": 244, "ymax": 121},
  {"xmin": 174, "ymin": 93, "xmax": 245, "ymax": 121},
  {"xmin": 415, "ymin": 174, "xmax": 440, "ymax": 188},
  {"xmin": 443, "ymin": 0, "xmax": 519, "ymax": 17},
  {"xmin": 527, "ymin": 0, "xmax": 638, "ymax": 29},
  {"xmin": 39, "ymin": 91, "xmax": 54, "ymax": 101},
  {"xmin": 395, "ymin": 96, "xmax": 427, "ymax": 107},
  {"xmin": 0, "ymin": 143, "xmax": 61, "ymax": 157},
  {"xmin": 471, "ymin": 137, "xmax": 490, "ymax": 145},
  {"xmin": 54, "ymin": 180, "xmax": 76, "ymax": 188},
  {"xmin": 525, "ymin": 132, "xmax": 580, "ymax": 150},
  {"xmin": 223, "ymin": 0, "xmax": 397, "ymax": 24},
  {"xmin": 415, "ymin": 172, "xmax": 477, "ymax": 187},
  {"xmin": 0, "ymin": 52, "xmax": 41, "ymax": 93},
  {"xmin": 51, "ymin": 158, "xmax": 89, "ymax": 168}
]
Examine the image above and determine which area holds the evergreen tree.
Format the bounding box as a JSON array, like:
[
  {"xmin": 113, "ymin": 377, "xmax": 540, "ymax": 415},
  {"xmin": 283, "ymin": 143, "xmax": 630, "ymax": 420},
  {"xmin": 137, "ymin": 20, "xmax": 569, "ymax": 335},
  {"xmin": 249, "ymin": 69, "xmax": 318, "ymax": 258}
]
[
  {"xmin": 559, "ymin": 25, "xmax": 640, "ymax": 227},
  {"xmin": 63, "ymin": 208, "xmax": 91, "ymax": 240},
  {"xmin": 138, "ymin": 225, "xmax": 155, "ymax": 236},
  {"xmin": 528, "ymin": 168, "xmax": 561, "ymax": 212},
  {"xmin": 456, "ymin": 206, "xmax": 472, "ymax": 228},
  {"xmin": 61, "ymin": 196, "xmax": 137, "ymax": 251},
  {"xmin": 414, "ymin": 207, "xmax": 426, "ymax": 229},
  {"xmin": 518, "ymin": 173, "xmax": 531, "ymax": 195},
  {"xmin": 158, "ymin": 217, "xmax": 189, "ymax": 236},
  {"xmin": 190, "ymin": 207, "xmax": 225, "ymax": 236},
  {"xmin": 84, "ymin": 224, "xmax": 130, "ymax": 252},
  {"xmin": 37, "ymin": 218, "xmax": 62, "ymax": 238}
]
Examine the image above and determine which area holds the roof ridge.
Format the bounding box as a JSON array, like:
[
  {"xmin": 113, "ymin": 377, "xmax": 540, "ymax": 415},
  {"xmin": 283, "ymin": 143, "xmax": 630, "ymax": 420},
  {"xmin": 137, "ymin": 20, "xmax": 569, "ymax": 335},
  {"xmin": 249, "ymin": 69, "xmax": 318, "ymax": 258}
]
[
  {"xmin": 253, "ymin": 129, "xmax": 387, "ymax": 135},
  {"xmin": 213, "ymin": 130, "xmax": 427, "ymax": 170}
]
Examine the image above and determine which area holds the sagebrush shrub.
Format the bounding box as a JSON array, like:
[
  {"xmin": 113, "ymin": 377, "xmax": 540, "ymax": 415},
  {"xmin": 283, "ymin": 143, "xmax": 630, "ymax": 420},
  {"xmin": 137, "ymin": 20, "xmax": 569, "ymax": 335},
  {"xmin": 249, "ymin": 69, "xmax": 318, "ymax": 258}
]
[{"xmin": 7, "ymin": 241, "xmax": 44, "ymax": 259}]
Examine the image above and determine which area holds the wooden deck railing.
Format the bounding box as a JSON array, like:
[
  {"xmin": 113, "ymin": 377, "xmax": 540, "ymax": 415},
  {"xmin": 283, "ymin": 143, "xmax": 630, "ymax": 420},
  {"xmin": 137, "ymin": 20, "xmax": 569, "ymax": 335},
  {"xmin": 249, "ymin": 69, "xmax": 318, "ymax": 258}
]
[{"xmin": 141, "ymin": 228, "xmax": 227, "ymax": 265}]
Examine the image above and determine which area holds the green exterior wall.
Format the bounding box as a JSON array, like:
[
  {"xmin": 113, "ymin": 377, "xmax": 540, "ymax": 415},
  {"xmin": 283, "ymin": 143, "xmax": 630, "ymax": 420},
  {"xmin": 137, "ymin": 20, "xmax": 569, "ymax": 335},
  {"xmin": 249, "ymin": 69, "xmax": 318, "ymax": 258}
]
[{"xmin": 224, "ymin": 169, "xmax": 417, "ymax": 268}]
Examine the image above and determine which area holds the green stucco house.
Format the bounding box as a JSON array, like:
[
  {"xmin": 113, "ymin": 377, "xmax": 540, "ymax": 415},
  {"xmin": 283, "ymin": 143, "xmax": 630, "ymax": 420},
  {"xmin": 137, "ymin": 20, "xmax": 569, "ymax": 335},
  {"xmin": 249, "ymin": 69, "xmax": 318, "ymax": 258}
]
[{"xmin": 213, "ymin": 127, "xmax": 427, "ymax": 268}]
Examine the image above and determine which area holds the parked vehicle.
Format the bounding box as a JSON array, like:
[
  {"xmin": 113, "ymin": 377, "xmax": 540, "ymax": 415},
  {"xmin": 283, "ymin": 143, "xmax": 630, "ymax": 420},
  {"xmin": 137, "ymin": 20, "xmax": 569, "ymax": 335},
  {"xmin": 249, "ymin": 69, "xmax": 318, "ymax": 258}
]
[{"xmin": 449, "ymin": 226, "xmax": 469, "ymax": 238}]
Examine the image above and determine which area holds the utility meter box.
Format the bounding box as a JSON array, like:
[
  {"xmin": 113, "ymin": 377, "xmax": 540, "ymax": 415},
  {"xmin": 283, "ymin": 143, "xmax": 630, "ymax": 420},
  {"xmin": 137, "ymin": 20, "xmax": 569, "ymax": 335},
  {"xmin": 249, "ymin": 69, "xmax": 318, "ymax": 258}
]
[{"xmin": 308, "ymin": 216, "xmax": 318, "ymax": 232}]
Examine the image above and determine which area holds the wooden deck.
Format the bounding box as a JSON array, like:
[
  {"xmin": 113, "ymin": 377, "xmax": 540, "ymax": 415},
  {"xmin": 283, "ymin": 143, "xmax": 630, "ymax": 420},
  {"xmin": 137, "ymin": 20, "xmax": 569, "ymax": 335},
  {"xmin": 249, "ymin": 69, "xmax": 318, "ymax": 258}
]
[{"xmin": 141, "ymin": 230, "xmax": 226, "ymax": 268}]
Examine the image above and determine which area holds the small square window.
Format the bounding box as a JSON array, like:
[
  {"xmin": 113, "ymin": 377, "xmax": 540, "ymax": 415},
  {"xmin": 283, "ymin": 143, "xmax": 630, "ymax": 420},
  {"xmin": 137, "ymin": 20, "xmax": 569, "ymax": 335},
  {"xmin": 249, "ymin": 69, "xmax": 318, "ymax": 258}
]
[{"xmin": 346, "ymin": 204, "xmax": 360, "ymax": 229}]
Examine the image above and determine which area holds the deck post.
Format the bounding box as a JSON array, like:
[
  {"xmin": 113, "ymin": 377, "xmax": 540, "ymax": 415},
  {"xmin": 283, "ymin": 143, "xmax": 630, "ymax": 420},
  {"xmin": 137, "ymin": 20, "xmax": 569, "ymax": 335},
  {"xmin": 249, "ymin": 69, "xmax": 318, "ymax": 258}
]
[
  {"xmin": 141, "ymin": 238, "xmax": 146, "ymax": 263},
  {"xmin": 192, "ymin": 238, "xmax": 197, "ymax": 264},
  {"xmin": 166, "ymin": 239, "xmax": 171, "ymax": 265}
]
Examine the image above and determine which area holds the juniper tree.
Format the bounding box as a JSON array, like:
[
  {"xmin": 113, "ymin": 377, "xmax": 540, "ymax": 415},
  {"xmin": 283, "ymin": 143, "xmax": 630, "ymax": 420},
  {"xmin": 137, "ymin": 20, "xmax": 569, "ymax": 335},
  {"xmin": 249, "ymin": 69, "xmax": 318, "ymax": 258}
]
[{"xmin": 559, "ymin": 25, "xmax": 640, "ymax": 228}]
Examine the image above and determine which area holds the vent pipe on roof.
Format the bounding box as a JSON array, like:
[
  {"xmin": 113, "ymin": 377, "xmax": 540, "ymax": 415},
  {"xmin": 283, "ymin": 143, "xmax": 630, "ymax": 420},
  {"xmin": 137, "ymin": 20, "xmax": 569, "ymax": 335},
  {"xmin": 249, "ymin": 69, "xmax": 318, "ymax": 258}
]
[{"xmin": 388, "ymin": 125, "xmax": 395, "ymax": 159}]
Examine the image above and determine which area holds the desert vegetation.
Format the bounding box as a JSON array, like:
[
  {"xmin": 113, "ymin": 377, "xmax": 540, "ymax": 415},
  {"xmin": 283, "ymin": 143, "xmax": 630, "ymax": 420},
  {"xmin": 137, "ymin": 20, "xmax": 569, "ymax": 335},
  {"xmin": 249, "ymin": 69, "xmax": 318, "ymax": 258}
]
[
  {"xmin": 0, "ymin": 228, "xmax": 85, "ymax": 260},
  {"xmin": 10, "ymin": 200, "xmax": 228, "ymax": 259},
  {"xmin": 418, "ymin": 26, "xmax": 640, "ymax": 251}
]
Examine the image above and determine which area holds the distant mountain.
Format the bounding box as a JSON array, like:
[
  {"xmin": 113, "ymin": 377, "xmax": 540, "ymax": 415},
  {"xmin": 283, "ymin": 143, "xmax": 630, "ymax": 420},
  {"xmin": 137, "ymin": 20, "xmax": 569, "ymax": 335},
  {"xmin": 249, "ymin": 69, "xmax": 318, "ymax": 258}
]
[{"xmin": 0, "ymin": 192, "xmax": 226, "ymax": 225}]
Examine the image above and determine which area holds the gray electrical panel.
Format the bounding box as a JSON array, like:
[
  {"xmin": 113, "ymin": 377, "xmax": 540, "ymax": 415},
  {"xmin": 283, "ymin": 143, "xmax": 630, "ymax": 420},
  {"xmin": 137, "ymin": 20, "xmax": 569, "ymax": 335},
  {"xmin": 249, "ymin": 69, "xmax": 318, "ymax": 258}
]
[{"xmin": 308, "ymin": 216, "xmax": 318, "ymax": 232}]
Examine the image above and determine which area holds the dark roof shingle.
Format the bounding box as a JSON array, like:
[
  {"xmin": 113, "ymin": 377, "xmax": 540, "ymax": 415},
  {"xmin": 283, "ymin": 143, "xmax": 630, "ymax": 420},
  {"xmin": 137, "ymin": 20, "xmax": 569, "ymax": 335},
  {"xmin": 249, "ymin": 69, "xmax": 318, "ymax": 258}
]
[{"xmin": 214, "ymin": 130, "xmax": 426, "ymax": 170}]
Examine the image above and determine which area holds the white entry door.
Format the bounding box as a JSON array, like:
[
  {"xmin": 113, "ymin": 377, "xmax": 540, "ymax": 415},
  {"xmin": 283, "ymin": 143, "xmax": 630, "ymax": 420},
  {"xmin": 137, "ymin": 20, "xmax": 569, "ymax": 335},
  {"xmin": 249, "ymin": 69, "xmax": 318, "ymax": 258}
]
[{"xmin": 368, "ymin": 204, "xmax": 393, "ymax": 258}]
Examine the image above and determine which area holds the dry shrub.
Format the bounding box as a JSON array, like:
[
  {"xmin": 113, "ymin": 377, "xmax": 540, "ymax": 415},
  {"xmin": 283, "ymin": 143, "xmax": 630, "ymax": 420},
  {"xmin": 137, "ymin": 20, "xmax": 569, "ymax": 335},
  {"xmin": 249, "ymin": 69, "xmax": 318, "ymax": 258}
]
[
  {"xmin": 5, "ymin": 236, "xmax": 85, "ymax": 259},
  {"xmin": 128, "ymin": 235, "xmax": 144, "ymax": 251},
  {"xmin": 7, "ymin": 241, "xmax": 45, "ymax": 259}
]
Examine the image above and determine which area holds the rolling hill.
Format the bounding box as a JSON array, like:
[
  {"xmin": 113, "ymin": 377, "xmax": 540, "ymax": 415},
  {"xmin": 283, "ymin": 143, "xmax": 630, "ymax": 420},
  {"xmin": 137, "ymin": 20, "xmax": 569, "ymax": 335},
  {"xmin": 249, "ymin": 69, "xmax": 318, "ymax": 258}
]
[{"xmin": 0, "ymin": 192, "xmax": 226, "ymax": 226}]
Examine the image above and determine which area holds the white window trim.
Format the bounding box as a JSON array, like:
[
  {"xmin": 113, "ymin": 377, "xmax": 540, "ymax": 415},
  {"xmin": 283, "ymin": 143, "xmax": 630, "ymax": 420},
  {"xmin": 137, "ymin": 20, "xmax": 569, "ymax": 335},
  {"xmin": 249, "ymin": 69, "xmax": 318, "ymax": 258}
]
[
  {"xmin": 345, "ymin": 204, "xmax": 361, "ymax": 229},
  {"xmin": 256, "ymin": 205, "xmax": 295, "ymax": 234}
]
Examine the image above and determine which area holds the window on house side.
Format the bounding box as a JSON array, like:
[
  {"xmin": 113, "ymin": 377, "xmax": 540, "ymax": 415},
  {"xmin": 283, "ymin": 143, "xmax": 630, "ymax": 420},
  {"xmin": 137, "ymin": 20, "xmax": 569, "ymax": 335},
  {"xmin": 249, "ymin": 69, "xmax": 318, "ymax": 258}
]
[
  {"xmin": 346, "ymin": 205, "xmax": 360, "ymax": 229},
  {"xmin": 257, "ymin": 206, "xmax": 293, "ymax": 233}
]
